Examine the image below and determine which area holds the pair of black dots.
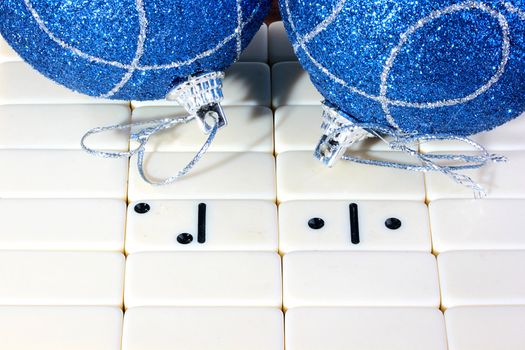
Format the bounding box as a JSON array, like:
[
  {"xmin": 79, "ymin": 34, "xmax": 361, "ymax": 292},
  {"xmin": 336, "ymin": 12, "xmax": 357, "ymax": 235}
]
[
  {"xmin": 308, "ymin": 203, "xmax": 402, "ymax": 245},
  {"xmin": 134, "ymin": 202, "xmax": 207, "ymax": 245}
]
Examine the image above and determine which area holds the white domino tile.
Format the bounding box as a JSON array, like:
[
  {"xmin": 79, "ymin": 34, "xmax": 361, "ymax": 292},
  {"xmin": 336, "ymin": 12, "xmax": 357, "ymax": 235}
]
[
  {"xmin": 420, "ymin": 113, "xmax": 525, "ymax": 152},
  {"xmin": 126, "ymin": 200, "xmax": 278, "ymax": 253},
  {"xmin": 438, "ymin": 250, "xmax": 525, "ymax": 309},
  {"xmin": 277, "ymin": 151, "xmax": 426, "ymax": 202},
  {"xmin": 283, "ymin": 251, "xmax": 440, "ymax": 309},
  {"xmin": 0, "ymin": 251, "xmax": 125, "ymax": 306},
  {"xmin": 286, "ymin": 308, "xmax": 447, "ymax": 350},
  {"xmin": 0, "ymin": 104, "xmax": 131, "ymax": 150},
  {"xmin": 279, "ymin": 200, "xmax": 431, "ymax": 253},
  {"xmin": 239, "ymin": 25, "xmax": 269, "ymax": 62},
  {"xmin": 274, "ymin": 106, "xmax": 395, "ymax": 154},
  {"xmin": 0, "ymin": 199, "xmax": 125, "ymax": 251},
  {"xmin": 0, "ymin": 62, "xmax": 126, "ymax": 105},
  {"xmin": 0, "ymin": 35, "xmax": 20, "ymax": 62},
  {"xmin": 425, "ymin": 151, "xmax": 525, "ymax": 200},
  {"xmin": 131, "ymin": 63, "xmax": 271, "ymax": 108},
  {"xmin": 268, "ymin": 22, "xmax": 297, "ymax": 63},
  {"xmin": 128, "ymin": 152, "xmax": 276, "ymax": 201},
  {"xmin": 122, "ymin": 307, "xmax": 284, "ymax": 350},
  {"xmin": 0, "ymin": 306, "xmax": 123, "ymax": 350},
  {"xmin": 0, "ymin": 150, "xmax": 128, "ymax": 199},
  {"xmin": 272, "ymin": 62, "xmax": 322, "ymax": 107},
  {"xmin": 124, "ymin": 252, "xmax": 282, "ymax": 308},
  {"xmin": 274, "ymin": 106, "xmax": 320, "ymax": 154},
  {"xmin": 131, "ymin": 106, "xmax": 273, "ymax": 153},
  {"xmin": 445, "ymin": 306, "xmax": 525, "ymax": 350},
  {"xmin": 429, "ymin": 199, "xmax": 525, "ymax": 253},
  {"xmin": 220, "ymin": 62, "xmax": 271, "ymax": 106}
]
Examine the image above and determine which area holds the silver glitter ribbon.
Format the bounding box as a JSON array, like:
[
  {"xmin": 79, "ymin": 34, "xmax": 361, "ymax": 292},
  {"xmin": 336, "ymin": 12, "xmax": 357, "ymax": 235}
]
[
  {"xmin": 81, "ymin": 115, "xmax": 219, "ymax": 186},
  {"xmin": 315, "ymin": 103, "xmax": 507, "ymax": 197},
  {"xmin": 82, "ymin": 72, "xmax": 225, "ymax": 186}
]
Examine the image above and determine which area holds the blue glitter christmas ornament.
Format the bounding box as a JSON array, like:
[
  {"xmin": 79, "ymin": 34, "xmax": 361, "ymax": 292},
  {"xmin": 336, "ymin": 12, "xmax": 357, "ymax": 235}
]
[
  {"xmin": 1, "ymin": 0, "xmax": 271, "ymax": 186},
  {"xmin": 0, "ymin": 0, "xmax": 270, "ymax": 100},
  {"xmin": 281, "ymin": 0, "xmax": 525, "ymax": 192}
]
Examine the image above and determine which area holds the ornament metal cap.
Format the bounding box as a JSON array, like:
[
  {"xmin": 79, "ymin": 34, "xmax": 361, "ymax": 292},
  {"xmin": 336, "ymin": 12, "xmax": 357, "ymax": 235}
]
[
  {"xmin": 314, "ymin": 103, "xmax": 373, "ymax": 167},
  {"xmin": 166, "ymin": 71, "xmax": 227, "ymax": 134}
]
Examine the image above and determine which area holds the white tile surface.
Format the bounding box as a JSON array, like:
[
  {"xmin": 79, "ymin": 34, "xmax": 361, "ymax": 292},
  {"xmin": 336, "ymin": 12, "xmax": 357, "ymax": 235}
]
[
  {"xmin": 274, "ymin": 106, "xmax": 396, "ymax": 154},
  {"xmin": 272, "ymin": 62, "xmax": 322, "ymax": 107},
  {"xmin": 429, "ymin": 199, "xmax": 525, "ymax": 253},
  {"xmin": 239, "ymin": 25, "xmax": 268, "ymax": 62},
  {"xmin": 0, "ymin": 62, "xmax": 126, "ymax": 105},
  {"xmin": 125, "ymin": 252, "xmax": 282, "ymax": 308},
  {"xmin": 0, "ymin": 251, "xmax": 125, "ymax": 306},
  {"xmin": 420, "ymin": 113, "xmax": 525, "ymax": 152},
  {"xmin": 122, "ymin": 307, "xmax": 284, "ymax": 350},
  {"xmin": 0, "ymin": 35, "xmax": 20, "ymax": 62},
  {"xmin": 0, "ymin": 104, "xmax": 130, "ymax": 150},
  {"xmin": 128, "ymin": 152, "xmax": 276, "ymax": 201},
  {"xmin": 279, "ymin": 200, "xmax": 431, "ymax": 253},
  {"xmin": 131, "ymin": 63, "xmax": 271, "ymax": 108},
  {"xmin": 445, "ymin": 306, "xmax": 525, "ymax": 350},
  {"xmin": 274, "ymin": 106, "xmax": 320, "ymax": 154},
  {"xmin": 277, "ymin": 151, "xmax": 426, "ymax": 202},
  {"xmin": 131, "ymin": 106, "xmax": 273, "ymax": 153},
  {"xmin": 283, "ymin": 251, "xmax": 440, "ymax": 309},
  {"xmin": 126, "ymin": 200, "xmax": 278, "ymax": 253},
  {"xmin": 268, "ymin": 22, "xmax": 297, "ymax": 63},
  {"xmin": 286, "ymin": 308, "xmax": 447, "ymax": 350},
  {"xmin": 0, "ymin": 150, "xmax": 128, "ymax": 199},
  {"xmin": 438, "ymin": 250, "xmax": 525, "ymax": 309},
  {"xmin": 425, "ymin": 151, "xmax": 525, "ymax": 200},
  {"xmin": 0, "ymin": 199, "xmax": 125, "ymax": 251},
  {"xmin": 0, "ymin": 306, "xmax": 123, "ymax": 350}
]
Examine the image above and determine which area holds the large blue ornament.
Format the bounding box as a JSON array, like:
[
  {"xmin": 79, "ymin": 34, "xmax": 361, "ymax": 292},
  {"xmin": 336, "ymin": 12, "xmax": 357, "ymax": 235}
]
[
  {"xmin": 281, "ymin": 0, "xmax": 525, "ymax": 136},
  {"xmin": 0, "ymin": 0, "xmax": 270, "ymax": 100}
]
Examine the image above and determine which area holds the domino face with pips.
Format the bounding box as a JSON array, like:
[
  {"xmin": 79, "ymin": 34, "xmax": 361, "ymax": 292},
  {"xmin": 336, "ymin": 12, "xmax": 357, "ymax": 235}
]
[
  {"xmin": 126, "ymin": 200, "xmax": 278, "ymax": 253},
  {"xmin": 278, "ymin": 200, "xmax": 431, "ymax": 253}
]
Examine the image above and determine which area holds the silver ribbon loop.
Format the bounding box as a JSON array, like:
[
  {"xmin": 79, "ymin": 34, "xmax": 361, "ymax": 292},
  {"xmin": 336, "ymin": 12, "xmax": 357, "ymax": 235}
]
[
  {"xmin": 326, "ymin": 122, "xmax": 507, "ymax": 197},
  {"xmin": 81, "ymin": 115, "xmax": 219, "ymax": 186}
]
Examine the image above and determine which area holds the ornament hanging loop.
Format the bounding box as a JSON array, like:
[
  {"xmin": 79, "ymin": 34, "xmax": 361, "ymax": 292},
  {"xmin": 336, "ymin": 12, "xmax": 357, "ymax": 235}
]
[
  {"xmin": 314, "ymin": 102, "xmax": 507, "ymax": 196},
  {"xmin": 81, "ymin": 115, "xmax": 219, "ymax": 186}
]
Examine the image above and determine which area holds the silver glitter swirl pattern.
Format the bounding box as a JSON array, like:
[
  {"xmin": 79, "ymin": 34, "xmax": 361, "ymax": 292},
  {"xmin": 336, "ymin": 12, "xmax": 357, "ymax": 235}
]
[
  {"xmin": 24, "ymin": 0, "xmax": 256, "ymax": 97},
  {"xmin": 100, "ymin": 0, "xmax": 148, "ymax": 98},
  {"xmin": 285, "ymin": 0, "xmax": 520, "ymax": 131}
]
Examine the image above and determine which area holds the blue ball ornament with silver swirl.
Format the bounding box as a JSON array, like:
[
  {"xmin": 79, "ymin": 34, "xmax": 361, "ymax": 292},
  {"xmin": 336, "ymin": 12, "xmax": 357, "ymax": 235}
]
[
  {"xmin": 281, "ymin": 0, "xmax": 525, "ymax": 135},
  {"xmin": 280, "ymin": 0, "xmax": 525, "ymax": 191}
]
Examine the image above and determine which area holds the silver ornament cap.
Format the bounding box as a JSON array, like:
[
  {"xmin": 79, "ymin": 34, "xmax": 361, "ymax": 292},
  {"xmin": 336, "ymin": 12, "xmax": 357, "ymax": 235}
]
[
  {"xmin": 166, "ymin": 71, "xmax": 227, "ymax": 134},
  {"xmin": 315, "ymin": 103, "xmax": 373, "ymax": 167}
]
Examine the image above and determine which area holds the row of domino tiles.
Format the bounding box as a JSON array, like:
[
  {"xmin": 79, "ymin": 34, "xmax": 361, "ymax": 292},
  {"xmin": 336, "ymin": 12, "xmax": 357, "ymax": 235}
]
[
  {"xmin": 1, "ymin": 23, "xmax": 525, "ymax": 349},
  {"xmin": 2, "ymin": 63, "xmax": 525, "ymax": 200}
]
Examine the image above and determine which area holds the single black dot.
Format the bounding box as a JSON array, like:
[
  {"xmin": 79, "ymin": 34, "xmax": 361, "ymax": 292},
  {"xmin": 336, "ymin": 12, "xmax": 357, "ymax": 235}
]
[
  {"xmin": 308, "ymin": 218, "xmax": 325, "ymax": 230},
  {"xmin": 134, "ymin": 202, "xmax": 150, "ymax": 214},
  {"xmin": 177, "ymin": 233, "xmax": 193, "ymax": 245},
  {"xmin": 385, "ymin": 218, "xmax": 402, "ymax": 230}
]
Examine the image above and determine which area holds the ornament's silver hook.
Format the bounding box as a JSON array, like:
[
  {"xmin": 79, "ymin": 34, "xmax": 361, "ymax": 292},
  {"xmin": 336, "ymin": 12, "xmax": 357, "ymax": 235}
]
[{"xmin": 166, "ymin": 71, "xmax": 228, "ymax": 134}]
